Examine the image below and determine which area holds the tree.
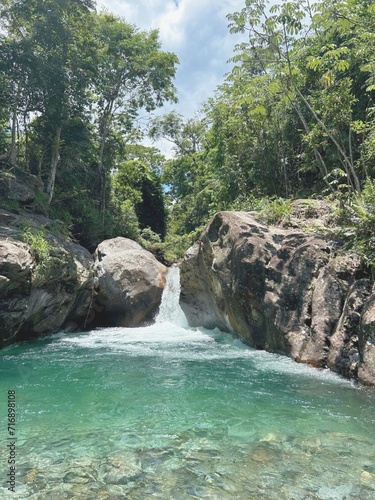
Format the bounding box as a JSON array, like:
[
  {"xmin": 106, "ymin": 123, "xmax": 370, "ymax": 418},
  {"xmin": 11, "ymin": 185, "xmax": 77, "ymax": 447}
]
[
  {"xmin": 149, "ymin": 111, "xmax": 206, "ymax": 201},
  {"xmin": 0, "ymin": 0, "xmax": 95, "ymax": 203},
  {"xmin": 91, "ymin": 13, "xmax": 178, "ymax": 212},
  {"xmin": 226, "ymin": 0, "xmax": 374, "ymax": 193},
  {"xmin": 111, "ymin": 145, "xmax": 167, "ymax": 238}
]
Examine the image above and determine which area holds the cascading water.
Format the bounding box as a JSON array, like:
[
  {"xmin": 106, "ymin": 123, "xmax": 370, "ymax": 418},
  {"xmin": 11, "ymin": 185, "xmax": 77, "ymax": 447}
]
[
  {"xmin": 156, "ymin": 266, "xmax": 188, "ymax": 326},
  {"xmin": 1, "ymin": 268, "xmax": 375, "ymax": 499}
]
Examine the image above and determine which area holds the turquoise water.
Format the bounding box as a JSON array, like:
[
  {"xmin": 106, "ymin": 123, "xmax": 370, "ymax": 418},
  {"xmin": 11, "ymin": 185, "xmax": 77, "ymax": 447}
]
[{"xmin": 1, "ymin": 272, "xmax": 375, "ymax": 499}]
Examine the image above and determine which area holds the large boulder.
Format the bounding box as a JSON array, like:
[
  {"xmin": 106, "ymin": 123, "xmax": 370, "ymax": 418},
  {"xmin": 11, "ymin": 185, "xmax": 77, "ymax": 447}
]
[
  {"xmin": 180, "ymin": 211, "xmax": 374, "ymax": 383},
  {"xmin": 0, "ymin": 209, "xmax": 94, "ymax": 347},
  {"xmin": 93, "ymin": 237, "xmax": 167, "ymax": 327},
  {"xmin": 0, "ymin": 168, "xmax": 44, "ymax": 204}
]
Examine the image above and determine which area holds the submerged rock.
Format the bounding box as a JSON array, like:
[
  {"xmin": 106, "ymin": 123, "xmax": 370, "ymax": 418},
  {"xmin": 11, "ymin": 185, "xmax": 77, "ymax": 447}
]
[
  {"xmin": 93, "ymin": 237, "xmax": 167, "ymax": 327},
  {"xmin": 103, "ymin": 454, "xmax": 142, "ymax": 484},
  {"xmin": 180, "ymin": 210, "xmax": 375, "ymax": 384}
]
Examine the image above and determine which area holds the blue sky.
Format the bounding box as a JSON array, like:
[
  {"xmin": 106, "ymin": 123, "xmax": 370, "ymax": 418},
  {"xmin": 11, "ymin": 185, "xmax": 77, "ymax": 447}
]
[{"xmin": 98, "ymin": 0, "xmax": 246, "ymax": 120}]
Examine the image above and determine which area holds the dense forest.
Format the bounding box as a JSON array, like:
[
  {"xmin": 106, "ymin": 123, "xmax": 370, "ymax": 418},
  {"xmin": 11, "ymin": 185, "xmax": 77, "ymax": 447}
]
[{"xmin": 1, "ymin": 0, "xmax": 375, "ymax": 265}]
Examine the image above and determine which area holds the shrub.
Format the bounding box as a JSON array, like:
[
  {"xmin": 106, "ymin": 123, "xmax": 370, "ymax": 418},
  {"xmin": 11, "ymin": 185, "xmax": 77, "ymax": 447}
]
[
  {"xmin": 340, "ymin": 179, "xmax": 375, "ymax": 271},
  {"xmin": 19, "ymin": 226, "xmax": 53, "ymax": 283},
  {"xmin": 259, "ymin": 198, "xmax": 292, "ymax": 225}
]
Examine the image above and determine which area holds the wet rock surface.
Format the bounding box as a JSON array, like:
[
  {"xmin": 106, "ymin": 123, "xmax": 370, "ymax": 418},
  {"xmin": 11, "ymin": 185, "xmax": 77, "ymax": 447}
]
[{"xmin": 180, "ymin": 210, "xmax": 375, "ymax": 384}]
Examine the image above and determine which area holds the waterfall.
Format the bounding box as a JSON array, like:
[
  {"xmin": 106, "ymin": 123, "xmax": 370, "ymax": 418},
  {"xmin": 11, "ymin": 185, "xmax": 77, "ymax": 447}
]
[{"xmin": 156, "ymin": 267, "xmax": 188, "ymax": 327}]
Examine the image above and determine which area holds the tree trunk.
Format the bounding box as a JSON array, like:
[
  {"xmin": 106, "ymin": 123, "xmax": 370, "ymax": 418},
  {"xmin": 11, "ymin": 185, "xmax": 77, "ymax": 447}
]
[
  {"xmin": 98, "ymin": 125, "xmax": 107, "ymax": 213},
  {"xmin": 291, "ymin": 97, "xmax": 334, "ymax": 194},
  {"xmin": 46, "ymin": 126, "xmax": 62, "ymax": 204},
  {"xmin": 10, "ymin": 103, "xmax": 18, "ymax": 168},
  {"xmin": 23, "ymin": 109, "xmax": 30, "ymax": 170},
  {"xmin": 98, "ymin": 110, "xmax": 112, "ymax": 213},
  {"xmin": 294, "ymin": 86, "xmax": 361, "ymax": 193}
]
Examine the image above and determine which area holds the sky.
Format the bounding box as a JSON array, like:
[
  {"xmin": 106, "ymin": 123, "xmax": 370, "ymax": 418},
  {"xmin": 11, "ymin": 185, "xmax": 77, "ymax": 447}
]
[{"xmin": 98, "ymin": 0, "xmax": 246, "ymax": 142}]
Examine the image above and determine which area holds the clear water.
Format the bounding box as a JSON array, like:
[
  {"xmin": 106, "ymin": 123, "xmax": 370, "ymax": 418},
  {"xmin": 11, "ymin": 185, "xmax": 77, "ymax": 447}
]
[{"xmin": 1, "ymin": 269, "xmax": 375, "ymax": 499}]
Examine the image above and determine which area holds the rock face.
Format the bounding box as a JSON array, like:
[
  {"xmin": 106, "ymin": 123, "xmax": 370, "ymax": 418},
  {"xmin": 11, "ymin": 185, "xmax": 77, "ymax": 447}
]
[
  {"xmin": 93, "ymin": 237, "xmax": 167, "ymax": 327},
  {"xmin": 180, "ymin": 211, "xmax": 375, "ymax": 385},
  {"xmin": 0, "ymin": 209, "xmax": 169, "ymax": 347},
  {"xmin": 0, "ymin": 168, "xmax": 44, "ymax": 204},
  {"xmin": 358, "ymin": 297, "xmax": 375, "ymax": 385},
  {"xmin": 0, "ymin": 209, "xmax": 94, "ymax": 347}
]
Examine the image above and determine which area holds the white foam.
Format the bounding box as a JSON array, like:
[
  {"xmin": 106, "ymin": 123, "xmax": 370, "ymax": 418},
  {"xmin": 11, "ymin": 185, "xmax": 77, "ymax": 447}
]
[
  {"xmin": 156, "ymin": 267, "xmax": 188, "ymax": 327},
  {"xmin": 58, "ymin": 326, "xmax": 354, "ymax": 386},
  {"xmin": 55, "ymin": 266, "xmax": 354, "ymax": 387}
]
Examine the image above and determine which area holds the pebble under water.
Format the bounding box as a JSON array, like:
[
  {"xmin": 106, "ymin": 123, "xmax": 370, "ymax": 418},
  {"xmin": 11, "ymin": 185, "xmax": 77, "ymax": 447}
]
[{"xmin": 1, "ymin": 269, "xmax": 375, "ymax": 499}]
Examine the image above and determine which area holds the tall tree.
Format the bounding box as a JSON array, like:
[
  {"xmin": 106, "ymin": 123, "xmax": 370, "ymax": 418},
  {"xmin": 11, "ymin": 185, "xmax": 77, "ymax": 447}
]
[
  {"xmin": 226, "ymin": 0, "xmax": 374, "ymax": 193},
  {"xmin": 0, "ymin": 0, "xmax": 95, "ymax": 203},
  {"xmin": 92, "ymin": 13, "xmax": 178, "ymax": 212},
  {"xmin": 111, "ymin": 145, "xmax": 167, "ymax": 238}
]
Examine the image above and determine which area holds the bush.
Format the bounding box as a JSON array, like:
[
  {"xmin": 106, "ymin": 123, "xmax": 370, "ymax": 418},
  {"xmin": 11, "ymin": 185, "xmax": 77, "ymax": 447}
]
[
  {"xmin": 339, "ymin": 179, "xmax": 375, "ymax": 271},
  {"xmin": 259, "ymin": 198, "xmax": 292, "ymax": 225},
  {"xmin": 19, "ymin": 226, "xmax": 53, "ymax": 283}
]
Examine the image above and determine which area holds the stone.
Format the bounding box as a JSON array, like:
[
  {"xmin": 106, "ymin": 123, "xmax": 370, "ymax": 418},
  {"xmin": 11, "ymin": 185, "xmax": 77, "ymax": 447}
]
[
  {"xmin": 0, "ymin": 168, "xmax": 44, "ymax": 204},
  {"xmin": 93, "ymin": 237, "xmax": 167, "ymax": 327},
  {"xmin": 180, "ymin": 211, "xmax": 372, "ymax": 383},
  {"xmin": 358, "ymin": 294, "xmax": 375, "ymax": 385},
  {"xmin": 103, "ymin": 454, "xmax": 142, "ymax": 484},
  {"xmin": 327, "ymin": 279, "xmax": 372, "ymax": 379},
  {"xmin": 0, "ymin": 204, "xmax": 150, "ymax": 346},
  {"xmin": 0, "ymin": 209, "xmax": 94, "ymax": 347}
]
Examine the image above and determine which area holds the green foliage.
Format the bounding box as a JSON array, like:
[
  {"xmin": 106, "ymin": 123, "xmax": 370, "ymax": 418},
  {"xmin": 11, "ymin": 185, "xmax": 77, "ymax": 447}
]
[
  {"xmin": 0, "ymin": 197, "xmax": 22, "ymax": 213},
  {"xmin": 19, "ymin": 226, "xmax": 52, "ymax": 283},
  {"xmin": 111, "ymin": 145, "xmax": 168, "ymax": 239},
  {"xmin": 20, "ymin": 227, "xmax": 50, "ymax": 260},
  {"xmin": 229, "ymin": 194, "xmax": 278, "ymax": 212},
  {"xmin": 160, "ymin": 229, "xmax": 203, "ymax": 264},
  {"xmin": 149, "ymin": 0, "xmax": 375, "ymax": 250},
  {"xmin": 0, "ymin": 0, "xmax": 177, "ymax": 250},
  {"xmin": 259, "ymin": 198, "xmax": 292, "ymax": 225},
  {"xmin": 31, "ymin": 190, "xmax": 50, "ymax": 216},
  {"xmin": 116, "ymin": 199, "xmax": 141, "ymax": 242},
  {"xmin": 339, "ymin": 179, "xmax": 375, "ymax": 270},
  {"xmin": 140, "ymin": 227, "xmax": 162, "ymax": 244},
  {"xmin": 4, "ymin": 0, "xmax": 375, "ymax": 267}
]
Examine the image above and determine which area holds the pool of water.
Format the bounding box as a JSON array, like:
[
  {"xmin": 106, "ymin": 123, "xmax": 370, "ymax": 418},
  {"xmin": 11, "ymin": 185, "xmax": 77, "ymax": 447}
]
[
  {"xmin": 1, "ymin": 323, "xmax": 375, "ymax": 499},
  {"xmin": 1, "ymin": 269, "xmax": 375, "ymax": 499}
]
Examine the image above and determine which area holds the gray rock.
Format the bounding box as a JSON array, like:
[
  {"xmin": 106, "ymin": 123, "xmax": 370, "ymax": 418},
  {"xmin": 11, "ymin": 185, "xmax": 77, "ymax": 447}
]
[
  {"xmin": 180, "ymin": 211, "xmax": 373, "ymax": 383},
  {"xmin": 93, "ymin": 237, "xmax": 167, "ymax": 327},
  {"xmin": 0, "ymin": 209, "xmax": 94, "ymax": 347},
  {"xmin": 358, "ymin": 293, "xmax": 375, "ymax": 385},
  {"xmin": 0, "ymin": 209, "xmax": 169, "ymax": 346},
  {"xmin": 0, "ymin": 168, "xmax": 44, "ymax": 203}
]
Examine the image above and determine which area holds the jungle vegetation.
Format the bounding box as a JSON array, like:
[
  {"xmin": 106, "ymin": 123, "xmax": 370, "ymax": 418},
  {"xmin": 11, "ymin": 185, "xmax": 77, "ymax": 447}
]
[{"xmin": 1, "ymin": 0, "xmax": 375, "ymax": 264}]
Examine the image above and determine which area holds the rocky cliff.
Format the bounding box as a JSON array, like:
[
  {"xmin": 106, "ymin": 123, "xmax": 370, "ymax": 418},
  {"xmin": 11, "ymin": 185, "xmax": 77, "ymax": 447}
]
[
  {"xmin": 0, "ymin": 209, "xmax": 94, "ymax": 347},
  {"xmin": 0, "ymin": 211, "xmax": 167, "ymax": 347},
  {"xmin": 179, "ymin": 210, "xmax": 375, "ymax": 385}
]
